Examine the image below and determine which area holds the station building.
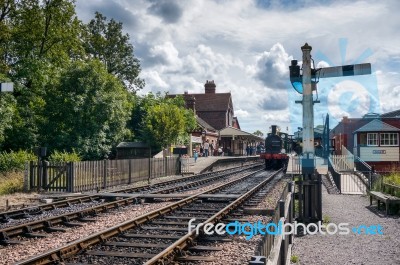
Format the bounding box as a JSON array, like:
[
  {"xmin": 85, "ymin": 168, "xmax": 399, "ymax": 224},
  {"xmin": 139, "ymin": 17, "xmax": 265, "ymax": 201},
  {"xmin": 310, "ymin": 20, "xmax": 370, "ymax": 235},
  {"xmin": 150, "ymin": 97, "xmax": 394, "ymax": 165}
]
[
  {"xmin": 170, "ymin": 80, "xmax": 263, "ymax": 156},
  {"xmin": 330, "ymin": 110, "xmax": 400, "ymax": 172}
]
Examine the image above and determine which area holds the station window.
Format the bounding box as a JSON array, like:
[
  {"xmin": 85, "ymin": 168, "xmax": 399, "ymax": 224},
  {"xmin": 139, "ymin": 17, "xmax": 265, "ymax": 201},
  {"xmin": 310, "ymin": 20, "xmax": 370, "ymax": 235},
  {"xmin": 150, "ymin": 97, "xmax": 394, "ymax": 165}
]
[
  {"xmin": 380, "ymin": 133, "xmax": 398, "ymax": 146},
  {"xmin": 367, "ymin": 133, "xmax": 378, "ymax": 146},
  {"xmin": 359, "ymin": 133, "xmax": 367, "ymax": 145}
]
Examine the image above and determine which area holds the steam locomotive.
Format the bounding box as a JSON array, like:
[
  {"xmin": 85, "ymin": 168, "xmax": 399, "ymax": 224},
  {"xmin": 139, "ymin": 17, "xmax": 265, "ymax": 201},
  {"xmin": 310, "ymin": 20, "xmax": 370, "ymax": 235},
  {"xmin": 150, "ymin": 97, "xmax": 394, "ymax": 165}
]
[{"xmin": 260, "ymin": 125, "xmax": 289, "ymax": 170}]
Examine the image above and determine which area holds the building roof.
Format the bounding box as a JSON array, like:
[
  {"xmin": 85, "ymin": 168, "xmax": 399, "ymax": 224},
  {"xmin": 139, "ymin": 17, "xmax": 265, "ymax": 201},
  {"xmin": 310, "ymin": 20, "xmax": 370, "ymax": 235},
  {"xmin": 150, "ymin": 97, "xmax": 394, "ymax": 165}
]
[
  {"xmin": 219, "ymin": 126, "xmax": 264, "ymax": 141},
  {"xmin": 353, "ymin": 119, "xmax": 400, "ymax": 133},
  {"xmin": 381, "ymin": 109, "xmax": 400, "ymax": 118},
  {"xmin": 196, "ymin": 116, "xmax": 216, "ymax": 131},
  {"xmin": 172, "ymin": 92, "xmax": 232, "ymax": 112}
]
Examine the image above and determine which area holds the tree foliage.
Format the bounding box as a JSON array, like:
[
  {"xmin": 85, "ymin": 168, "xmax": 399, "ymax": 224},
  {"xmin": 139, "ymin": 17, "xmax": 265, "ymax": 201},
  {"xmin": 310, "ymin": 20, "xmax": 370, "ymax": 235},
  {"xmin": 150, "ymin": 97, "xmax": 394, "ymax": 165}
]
[
  {"xmin": 0, "ymin": 1, "xmax": 196, "ymax": 160},
  {"xmin": 129, "ymin": 93, "xmax": 197, "ymax": 150},
  {"xmin": 83, "ymin": 12, "xmax": 144, "ymax": 91},
  {"xmin": 253, "ymin": 130, "xmax": 264, "ymax": 137},
  {"xmin": 42, "ymin": 60, "xmax": 133, "ymax": 160}
]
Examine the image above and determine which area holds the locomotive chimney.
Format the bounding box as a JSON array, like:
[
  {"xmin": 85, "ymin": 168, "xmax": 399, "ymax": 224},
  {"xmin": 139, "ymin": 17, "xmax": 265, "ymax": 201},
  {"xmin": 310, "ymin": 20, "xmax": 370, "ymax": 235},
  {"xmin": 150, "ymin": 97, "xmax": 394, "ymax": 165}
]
[{"xmin": 271, "ymin": 125, "xmax": 277, "ymax": 135}]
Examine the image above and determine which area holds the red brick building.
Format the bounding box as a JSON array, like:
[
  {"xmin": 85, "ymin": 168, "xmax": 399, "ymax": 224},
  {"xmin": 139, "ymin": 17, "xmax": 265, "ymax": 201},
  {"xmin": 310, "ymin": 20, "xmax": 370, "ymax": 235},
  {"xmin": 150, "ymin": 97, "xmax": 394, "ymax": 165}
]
[
  {"xmin": 170, "ymin": 80, "xmax": 262, "ymax": 156},
  {"xmin": 330, "ymin": 110, "xmax": 400, "ymax": 172}
]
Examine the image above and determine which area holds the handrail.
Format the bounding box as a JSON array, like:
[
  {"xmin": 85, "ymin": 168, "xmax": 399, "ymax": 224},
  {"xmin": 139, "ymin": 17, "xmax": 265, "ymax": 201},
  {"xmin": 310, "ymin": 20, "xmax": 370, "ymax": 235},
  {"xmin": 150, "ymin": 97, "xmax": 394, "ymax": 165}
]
[{"xmin": 354, "ymin": 155, "xmax": 372, "ymax": 171}]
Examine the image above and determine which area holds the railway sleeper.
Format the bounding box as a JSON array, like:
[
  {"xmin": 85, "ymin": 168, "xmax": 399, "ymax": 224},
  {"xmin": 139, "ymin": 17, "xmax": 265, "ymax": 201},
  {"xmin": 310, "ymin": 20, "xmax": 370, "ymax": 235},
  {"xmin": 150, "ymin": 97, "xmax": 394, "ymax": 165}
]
[
  {"xmin": 22, "ymin": 226, "xmax": 47, "ymax": 238},
  {"xmin": 0, "ymin": 231, "xmax": 24, "ymax": 245},
  {"xmin": 43, "ymin": 220, "xmax": 67, "ymax": 233},
  {"xmin": 77, "ymin": 212, "xmax": 97, "ymax": 222},
  {"xmin": 62, "ymin": 216, "xmax": 84, "ymax": 227}
]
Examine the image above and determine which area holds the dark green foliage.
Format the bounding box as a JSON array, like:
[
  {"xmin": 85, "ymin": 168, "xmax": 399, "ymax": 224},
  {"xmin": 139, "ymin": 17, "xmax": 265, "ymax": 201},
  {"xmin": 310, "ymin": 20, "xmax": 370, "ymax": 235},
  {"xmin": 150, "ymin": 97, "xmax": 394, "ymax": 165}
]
[
  {"xmin": 42, "ymin": 60, "xmax": 133, "ymax": 160},
  {"xmin": 0, "ymin": 2, "xmax": 194, "ymax": 162}
]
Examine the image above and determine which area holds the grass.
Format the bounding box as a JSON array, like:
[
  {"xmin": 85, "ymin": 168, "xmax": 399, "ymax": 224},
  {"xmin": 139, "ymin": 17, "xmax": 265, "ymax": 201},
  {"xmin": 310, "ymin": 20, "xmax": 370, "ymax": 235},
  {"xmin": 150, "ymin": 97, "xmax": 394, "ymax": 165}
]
[
  {"xmin": 0, "ymin": 171, "xmax": 24, "ymax": 195},
  {"xmin": 322, "ymin": 214, "xmax": 331, "ymax": 224},
  {"xmin": 372, "ymin": 173, "xmax": 400, "ymax": 197},
  {"xmin": 290, "ymin": 255, "xmax": 299, "ymax": 263}
]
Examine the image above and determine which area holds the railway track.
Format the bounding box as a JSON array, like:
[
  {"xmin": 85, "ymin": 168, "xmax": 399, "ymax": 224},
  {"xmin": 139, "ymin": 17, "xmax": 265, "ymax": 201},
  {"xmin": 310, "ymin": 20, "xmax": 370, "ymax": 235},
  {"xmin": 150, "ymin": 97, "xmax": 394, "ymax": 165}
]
[
  {"xmin": 0, "ymin": 164, "xmax": 261, "ymax": 245},
  {"xmin": 13, "ymin": 168, "xmax": 283, "ymax": 265},
  {"xmin": 0, "ymin": 164, "xmax": 260, "ymax": 224}
]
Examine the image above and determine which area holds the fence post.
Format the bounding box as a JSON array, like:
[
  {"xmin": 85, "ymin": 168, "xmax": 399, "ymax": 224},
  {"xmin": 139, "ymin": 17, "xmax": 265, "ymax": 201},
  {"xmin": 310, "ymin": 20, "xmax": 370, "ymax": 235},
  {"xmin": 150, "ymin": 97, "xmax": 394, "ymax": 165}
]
[
  {"xmin": 368, "ymin": 171, "xmax": 371, "ymax": 191},
  {"xmin": 128, "ymin": 159, "xmax": 132, "ymax": 184},
  {"xmin": 279, "ymin": 200, "xmax": 286, "ymax": 265},
  {"xmin": 24, "ymin": 162, "xmax": 29, "ymax": 192},
  {"xmin": 103, "ymin": 159, "xmax": 108, "ymax": 189},
  {"xmin": 148, "ymin": 157, "xmax": 151, "ymax": 184},
  {"xmin": 67, "ymin": 162, "xmax": 75, "ymax": 193},
  {"xmin": 42, "ymin": 161, "xmax": 48, "ymax": 191},
  {"xmin": 29, "ymin": 161, "xmax": 34, "ymax": 191},
  {"xmin": 289, "ymin": 182, "xmax": 294, "ymax": 245}
]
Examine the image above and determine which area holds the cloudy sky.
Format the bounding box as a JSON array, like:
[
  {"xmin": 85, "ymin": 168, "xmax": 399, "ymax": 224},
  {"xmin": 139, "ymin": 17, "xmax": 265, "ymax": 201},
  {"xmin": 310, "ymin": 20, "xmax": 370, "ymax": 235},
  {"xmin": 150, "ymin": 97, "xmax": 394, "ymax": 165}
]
[{"xmin": 75, "ymin": 0, "xmax": 400, "ymax": 135}]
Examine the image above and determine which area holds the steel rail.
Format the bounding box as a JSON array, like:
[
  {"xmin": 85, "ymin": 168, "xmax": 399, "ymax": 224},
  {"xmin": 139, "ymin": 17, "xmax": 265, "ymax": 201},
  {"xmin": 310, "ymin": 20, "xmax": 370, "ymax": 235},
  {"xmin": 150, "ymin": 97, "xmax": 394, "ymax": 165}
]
[
  {"xmin": 14, "ymin": 168, "xmax": 266, "ymax": 265},
  {"xmin": 145, "ymin": 169, "xmax": 282, "ymax": 264},
  {"xmin": 1, "ymin": 165, "xmax": 261, "ymax": 242}
]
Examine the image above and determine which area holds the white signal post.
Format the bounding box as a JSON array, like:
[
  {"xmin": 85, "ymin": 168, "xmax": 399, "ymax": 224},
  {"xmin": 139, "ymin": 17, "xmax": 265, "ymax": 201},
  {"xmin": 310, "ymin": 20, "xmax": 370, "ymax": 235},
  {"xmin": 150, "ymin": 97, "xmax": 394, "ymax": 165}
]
[
  {"xmin": 289, "ymin": 43, "xmax": 372, "ymax": 223},
  {"xmin": 301, "ymin": 43, "xmax": 315, "ymax": 166}
]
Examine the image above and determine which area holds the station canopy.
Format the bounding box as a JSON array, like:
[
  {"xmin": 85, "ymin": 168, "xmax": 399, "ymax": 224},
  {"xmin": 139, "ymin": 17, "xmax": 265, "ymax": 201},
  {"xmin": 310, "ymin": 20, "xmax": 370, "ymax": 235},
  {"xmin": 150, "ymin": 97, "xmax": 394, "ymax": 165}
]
[{"xmin": 219, "ymin": 127, "xmax": 264, "ymax": 142}]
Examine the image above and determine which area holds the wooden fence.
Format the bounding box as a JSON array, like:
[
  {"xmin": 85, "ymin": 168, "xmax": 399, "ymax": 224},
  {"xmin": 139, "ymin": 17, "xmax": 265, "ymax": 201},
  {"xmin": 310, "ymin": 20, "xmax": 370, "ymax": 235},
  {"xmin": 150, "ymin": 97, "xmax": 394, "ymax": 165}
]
[
  {"xmin": 25, "ymin": 157, "xmax": 179, "ymax": 193},
  {"xmin": 252, "ymin": 182, "xmax": 294, "ymax": 265}
]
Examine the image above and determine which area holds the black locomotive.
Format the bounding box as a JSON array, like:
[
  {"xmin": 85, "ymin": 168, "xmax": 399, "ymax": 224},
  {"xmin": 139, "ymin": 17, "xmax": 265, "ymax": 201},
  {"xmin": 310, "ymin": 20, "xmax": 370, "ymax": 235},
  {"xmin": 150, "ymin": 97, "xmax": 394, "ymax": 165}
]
[{"xmin": 260, "ymin": 125, "xmax": 289, "ymax": 170}]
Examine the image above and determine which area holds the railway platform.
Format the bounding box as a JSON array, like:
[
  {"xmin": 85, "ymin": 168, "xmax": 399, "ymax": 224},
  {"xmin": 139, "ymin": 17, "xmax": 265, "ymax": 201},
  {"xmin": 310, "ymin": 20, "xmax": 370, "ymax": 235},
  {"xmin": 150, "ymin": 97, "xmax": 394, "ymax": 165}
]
[{"xmin": 181, "ymin": 155, "xmax": 260, "ymax": 175}]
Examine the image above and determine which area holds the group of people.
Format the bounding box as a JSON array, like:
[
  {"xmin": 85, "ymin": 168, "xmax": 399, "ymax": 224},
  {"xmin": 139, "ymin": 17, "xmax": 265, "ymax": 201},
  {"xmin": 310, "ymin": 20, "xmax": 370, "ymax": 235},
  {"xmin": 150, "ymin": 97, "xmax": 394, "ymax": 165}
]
[{"xmin": 193, "ymin": 139, "xmax": 223, "ymax": 162}]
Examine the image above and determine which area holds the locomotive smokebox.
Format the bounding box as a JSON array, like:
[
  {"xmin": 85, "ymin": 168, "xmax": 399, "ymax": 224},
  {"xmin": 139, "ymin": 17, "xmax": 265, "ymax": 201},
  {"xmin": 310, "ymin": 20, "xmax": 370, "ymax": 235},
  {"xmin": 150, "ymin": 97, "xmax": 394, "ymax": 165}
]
[{"xmin": 271, "ymin": 125, "xmax": 277, "ymax": 135}]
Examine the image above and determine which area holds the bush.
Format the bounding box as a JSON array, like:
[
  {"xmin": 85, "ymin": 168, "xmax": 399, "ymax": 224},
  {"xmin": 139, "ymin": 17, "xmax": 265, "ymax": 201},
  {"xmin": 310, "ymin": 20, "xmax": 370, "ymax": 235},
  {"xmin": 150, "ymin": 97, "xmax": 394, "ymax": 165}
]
[
  {"xmin": 385, "ymin": 173, "xmax": 400, "ymax": 186},
  {"xmin": 48, "ymin": 150, "xmax": 81, "ymax": 162},
  {"xmin": 0, "ymin": 150, "xmax": 36, "ymax": 173},
  {"xmin": 372, "ymin": 173, "xmax": 400, "ymax": 197},
  {"xmin": 0, "ymin": 171, "xmax": 24, "ymax": 195}
]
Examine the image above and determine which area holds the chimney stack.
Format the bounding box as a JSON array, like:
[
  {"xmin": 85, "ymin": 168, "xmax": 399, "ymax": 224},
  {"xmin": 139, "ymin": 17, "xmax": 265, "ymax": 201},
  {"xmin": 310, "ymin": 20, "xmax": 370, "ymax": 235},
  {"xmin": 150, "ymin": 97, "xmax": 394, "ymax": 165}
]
[
  {"xmin": 271, "ymin": 125, "xmax": 277, "ymax": 135},
  {"xmin": 204, "ymin": 80, "xmax": 216, "ymax": 94}
]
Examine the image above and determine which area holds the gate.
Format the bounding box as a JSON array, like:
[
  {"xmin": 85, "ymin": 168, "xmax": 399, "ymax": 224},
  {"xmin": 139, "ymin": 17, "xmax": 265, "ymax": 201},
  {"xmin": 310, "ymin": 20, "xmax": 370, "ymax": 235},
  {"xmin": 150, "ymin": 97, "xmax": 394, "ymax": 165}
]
[{"xmin": 28, "ymin": 161, "xmax": 72, "ymax": 192}]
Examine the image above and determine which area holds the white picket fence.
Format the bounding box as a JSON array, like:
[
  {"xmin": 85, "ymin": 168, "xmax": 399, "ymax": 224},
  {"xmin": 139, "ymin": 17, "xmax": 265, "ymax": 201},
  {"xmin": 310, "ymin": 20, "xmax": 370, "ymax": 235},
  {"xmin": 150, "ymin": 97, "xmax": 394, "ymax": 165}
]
[{"xmin": 330, "ymin": 145, "xmax": 354, "ymax": 172}]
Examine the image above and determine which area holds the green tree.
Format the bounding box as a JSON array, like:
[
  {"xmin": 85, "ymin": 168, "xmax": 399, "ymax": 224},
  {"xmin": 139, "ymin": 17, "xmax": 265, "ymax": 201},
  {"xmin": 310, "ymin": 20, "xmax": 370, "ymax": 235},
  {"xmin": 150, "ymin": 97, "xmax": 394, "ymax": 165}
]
[
  {"xmin": 42, "ymin": 60, "xmax": 133, "ymax": 159},
  {"xmin": 0, "ymin": 78, "xmax": 16, "ymax": 144},
  {"xmin": 83, "ymin": 12, "xmax": 144, "ymax": 91},
  {"xmin": 130, "ymin": 93, "xmax": 196, "ymax": 150},
  {"xmin": 2, "ymin": 0, "xmax": 83, "ymax": 150},
  {"xmin": 253, "ymin": 130, "xmax": 264, "ymax": 137}
]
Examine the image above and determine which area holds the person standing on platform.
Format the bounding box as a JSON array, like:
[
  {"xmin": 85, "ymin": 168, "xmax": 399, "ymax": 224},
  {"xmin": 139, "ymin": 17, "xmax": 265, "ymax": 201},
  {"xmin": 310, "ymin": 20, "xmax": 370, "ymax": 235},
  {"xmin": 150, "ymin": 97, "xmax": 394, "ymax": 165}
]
[
  {"xmin": 193, "ymin": 150, "xmax": 198, "ymax": 162},
  {"xmin": 204, "ymin": 139, "xmax": 210, "ymax": 157},
  {"xmin": 210, "ymin": 140, "xmax": 215, "ymax": 156}
]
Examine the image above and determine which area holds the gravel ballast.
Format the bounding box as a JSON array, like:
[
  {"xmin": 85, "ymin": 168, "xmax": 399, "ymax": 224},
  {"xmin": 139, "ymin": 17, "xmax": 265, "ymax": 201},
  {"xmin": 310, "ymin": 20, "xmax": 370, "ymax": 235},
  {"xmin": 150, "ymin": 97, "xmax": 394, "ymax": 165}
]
[{"xmin": 291, "ymin": 187, "xmax": 400, "ymax": 265}]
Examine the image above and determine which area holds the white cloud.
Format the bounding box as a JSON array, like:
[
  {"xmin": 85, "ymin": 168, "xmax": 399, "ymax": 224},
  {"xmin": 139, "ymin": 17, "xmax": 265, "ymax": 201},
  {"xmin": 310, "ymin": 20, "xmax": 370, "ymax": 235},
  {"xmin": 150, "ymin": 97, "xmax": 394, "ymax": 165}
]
[
  {"xmin": 75, "ymin": 0, "xmax": 400, "ymax": 134},
  {"xmin": 235, "ymin": 109, "xmax": 250, "ymax": 118},
  {"xmin": 254, "ymin": 43, "xmax": 293, "ymax": 89},
  {"xmin": 149, "ymin": 42, "xmax": 182, "ymax": 68}
]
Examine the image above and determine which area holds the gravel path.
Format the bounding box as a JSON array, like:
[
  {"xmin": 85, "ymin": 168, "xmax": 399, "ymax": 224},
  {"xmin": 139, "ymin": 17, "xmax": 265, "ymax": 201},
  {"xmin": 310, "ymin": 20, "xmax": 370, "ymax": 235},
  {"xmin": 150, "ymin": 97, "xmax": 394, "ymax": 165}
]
[{"xmin": 292, "ymin": 187, "xmax": 400, "ymax": 265}]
